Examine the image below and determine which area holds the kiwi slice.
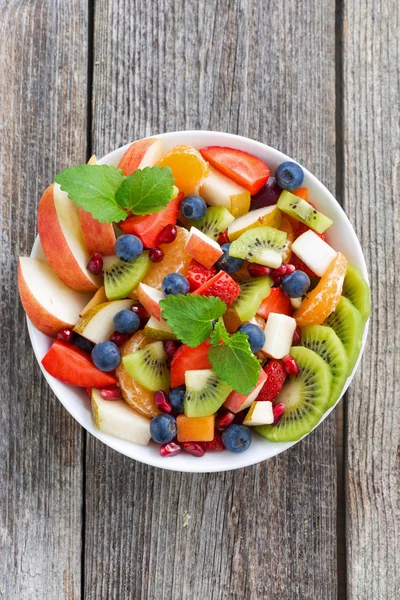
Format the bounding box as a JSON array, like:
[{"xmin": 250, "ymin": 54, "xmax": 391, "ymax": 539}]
[
  {"xmin": 229, "ymin": 226, "xmax": 287, "ymax": 268},
  {"xmin": 301, "ymin": 325, "xmax": 348, "ymax": 407},
  {"xmin": 184, "ymin": 369, "xmax": 232, "ymax": 417},
  {"xmin": 180, "ymin": 206, "xmax": 235, "ymax": 240},
  {"xmin": 233, "ymin": 276, "xmax": 272, "ymax": 321},
  {"xmin": 123, "ymin": 341, "xmax": 170, "ymax": 392},
  {"xmin": 103, "ymin": 252, "xmax": 151, "ymax": 300},
  {"xmin": 277, "ymin": 191, "xmax": 333, "ymax": 234},
  {"xmin": 256, "ymin": 346, "xmax": 332, "ymax": 442},
  {"xmin": 324, "ymin": 296, "xmax": 364, "ymax": 375},
  {"xmin": 342, "ymin": 264, "xmax": 370, "ymax": 322}
]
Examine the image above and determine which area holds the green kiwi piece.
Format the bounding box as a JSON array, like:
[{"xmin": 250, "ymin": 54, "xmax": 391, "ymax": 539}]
[
  {"xmin": 342, "ymin": 264, "xmax": 371, "ymax": 322},
  {"xmin": 229, "ymin": 226, "xmax": 287, "ymax": 268},
  {"xmin": 301, "ymin": 325, "xmax": 348, "ymax": 407},
  {"xmin": 256, "ymin": 346, "xmax": 332, "ymax": 442},
  {"xmin": 277, "ymin": 191, "xmax": 333, "ymax": 234},
  {"xmin": 184, "ymin": 369, "xmax": 232, "ymax": 417},
  {"xmin": 324, "ymin": 296, "xmax": 364, "ymax": 375},
  {"xmin": 180, "ymin": 206, "xmax": 235, "ymax": 240},
  {"xmin": 103, "ymin": 252, "xmax": 151, "ymax": 300},
  {"xmin": 123, "ymin": 341, "xmax": 170, "ymax": 392},
  {"xmin": 233, "ymin": 276, "xmax": 272, "ymax": 321}
]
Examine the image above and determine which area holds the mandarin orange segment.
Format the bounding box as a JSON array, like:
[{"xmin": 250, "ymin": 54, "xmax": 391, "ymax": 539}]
[
  {"xmin": 129, "ymin": 226, "xmax": 191, "ymax": 299},
  {"xmin": 294, "ymin": 252, "xmax": 348, "ymax": 326},
  {"xmin": 116, "ymin": 332, "xmax": 160, "ymax": 418},
  {"xmin": 157, "ymin": 145, "xmax": 209, "ymax": 195},
  {"xmin": 279, "ymin": 217, "xmax": 295, "ymax": 263},
  {"xmin": 176, "ymin": 414, "xmax": 215, "ymax": 442}
]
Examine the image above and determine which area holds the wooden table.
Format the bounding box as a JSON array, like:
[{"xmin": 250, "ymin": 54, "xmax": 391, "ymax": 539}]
[{"xmin": 1, "ymin": 1, "xmax": 398, "ymax": 598}]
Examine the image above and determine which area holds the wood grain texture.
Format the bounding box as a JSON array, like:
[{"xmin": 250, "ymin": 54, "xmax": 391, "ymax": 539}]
[
  {"xmin": 0, "ymin": 2, "xmax": 88, "ymax": 598},
  {"xmin": 86, "ymin": 1, "xmax": 338, "ymax": 598},
  {"xmin": 342, "ymin": 0, "xmax": 400, "ymax": 598}
]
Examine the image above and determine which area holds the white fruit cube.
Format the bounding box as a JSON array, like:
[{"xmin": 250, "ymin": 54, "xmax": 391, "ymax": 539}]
[
  {"xmin": 244, "ymin": 401, "xmax": 274, "ymax": 426},
  {"xmin": 262, "ymin": 313, "xmax": 297, "ymax": 359},
  {"xmin": 185, "ymin": 226, "xmax": 223, "ymax": 269},
  {"xmin": 291, "ymin": 230, "xmax": 337, "ymax": 277},
  {"xmin": 227, "ymin": 204, "xmax": 278, "ymax": 240},
  {"xmin": 199, "ymin": 166, "xmax": 250, "ymax": 217},
  {"xmin": 74, "ymin": 299, "xmax": 133, "ymax": 343},
  {"xmin": 91, "ymin": 389, "xmax": 151, "ymax": 445},
  {"xmin": 224, "ymin": 369, "xmax": 267, "ymax": 413}
]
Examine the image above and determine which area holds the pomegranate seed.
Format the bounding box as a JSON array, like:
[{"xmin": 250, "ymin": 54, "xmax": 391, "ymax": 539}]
[
  {"xmin": 163, "ymin": 339, "xmax": 181, "ymax": 360},
  {"xmin": 292, "ymin": 326, "xmax": 302, "ymax": 346},
  {"xmin": 216, "ymin": 410, "xmax": 235, "ymax": 430},
  {"xmin": 131, "ymin": 304, "xmax": 149, "ymax": 327},
  {"xmin": 149, "ymin": 246, "xmax": 164, "ymax": 263},
  {"xmin": 271, "ymin": 263, "xmax": 295, "ymax": 284},
  {"xmin": 100, "ymin": 386, "xmax": 122, "ymax": 400},
  {"xmin": 273, "ymin": 402, "xmax": 286, "ymax": 423},
  {"xmin": 109, "ymin": 331, "xmax": 131, "ymax": 347},
  {"xmin": 217, "ymin": 230, "xmax": 229, "ymax": 245},
  {"xmin": 87, "ymin": 253, "xmax": 103, "ymax": 275},
  {"xmin": 233, "ymin": 411, "xmax": 247, "ymax": 425},
  {"xmin": 201, "ymin": 430, "xmax": 225, "ymax": 451},
  {"xmin": 282, "ymin": 355, "xmax": 300, "ymax": 376},
  {"xmin": 158, "ymin": 224, "xmax": 177, "ymax": 245},
  {"xmin": 182, "ymin": 442, "xmax": 206, "ymax": 457},
  {"xmin": 154, "ymin": 390, "xmax": 173, "ymax": 414},
  {"xmin": 247, "ymin": 263, "xmax": 271, "ymax": 278},
  {"xmin": 57, "ymin": 327, "xmax": 74, "ymax": 343},
  {"xmin": 160, "ymin": 442, "xmax": 181, "ymax": 457}
]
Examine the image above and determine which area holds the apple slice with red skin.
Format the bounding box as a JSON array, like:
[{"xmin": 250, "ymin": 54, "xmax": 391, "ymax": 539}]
[
  {"xmin": 42, "ymin": 339, "xmax": 117, "ymax": 387},
  {"xmin": 136, "ymin": 283, "xmax": 164, "ymax": 320},
  {"xmin": 184, "ymin": 227, "xmax": 223, "ymax": 269},
  {"xmin": 224, "ymin": 368, "xmax": 268, "ymax": 413},
  {"xmin": 117, "ymin": 138, "xmax": 163, "ymax": 175}
]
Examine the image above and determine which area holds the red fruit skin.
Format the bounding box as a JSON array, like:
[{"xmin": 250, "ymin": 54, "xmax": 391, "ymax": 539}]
[
  {"xmin": 193, "ymin": 271, "xmax": 240, "ymax": 305},
  {"xmin": 202, "ymin": 430, "xmax": 225, "ymax": 451},
  {"xmin": 258, "ymin": 360, "xmax": 287, "ymax": 402},
  {"xmin": 170, "ymin": 340, "xmax": 212, "ymax": 388},
  {"xmin": 282, "ymin": 355, "xmax": 300, "ymax": 376},
  {"xmin": 120, "ymin": 192, "xmax": 183, "ymax": 247},
  {"xmin": 182, "ymin": 442, "xmax": 206, "ymax": 457},
  {"xmin": 257, "ymin": 288, "xmax": 293, "ymax": 320},
  {"xmin": 200, "ymin": 146, "xmax": 270, "ymax": 195},
  {"xmin": 160, "ymin": 442, "xmax": 182, "ymax": 457},
  {"xmin": 42, "ymin": 340, "xmax": 118, "ymax": 388},
  {"xmin": 186, "ymin": 260, "xmax": 217, "ymax": 291}
]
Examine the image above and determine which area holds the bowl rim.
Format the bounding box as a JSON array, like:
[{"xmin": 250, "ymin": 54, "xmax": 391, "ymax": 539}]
[{"xmin": 28, "ymin": 130, "xmax": 369, "ymax": 473}]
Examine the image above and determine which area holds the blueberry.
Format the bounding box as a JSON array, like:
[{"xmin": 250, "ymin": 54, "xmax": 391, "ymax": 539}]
[
  {"xmin": 275, "ymin": 161, "xmax": 304, "ymax": 191},
  {"xmin": 162, "ymin": 273, "xmax": 190, "ymax": 296},
  {"xmin": 91, "ymin": 341, "xmax": 121, "ymax": 371},
  {"xmin": 115, "ymin": 234, "xmax": 143, "ymax": 262},
  {"xmin": 180, "ymin": 194, "xmax": 207, "ymax": 220},
  {"xmin": 150, "ymin": 414, "xmax": 177, "ymax": 444},
  {"xmin": 72, "ymin": 332, "xmax": 95, "ymax": 353},
  {"xmin": 222, "ymin": 424, "xmax": 252, "ymax": 453},
  {"xmin": 169, "ymin": 386, "xmax": 185, "ymax": 413},
  {"xmin": 216, "ymin": 243, "xmax": 244, "ymax": 274},
  {"xmin": 237, "ymin": 323, "xmax": 266, "ymax": 353},
  {"xmin": 113, "ymin": 309, "xmax": 140, "ymax": 334},
  {"xmin": 282, "ymin": 270, "xmax": 310, "ymax": 298}
]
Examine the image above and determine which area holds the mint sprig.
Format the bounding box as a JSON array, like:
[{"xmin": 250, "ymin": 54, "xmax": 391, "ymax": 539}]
[
  {"xmin": 54, "ymin": 164, "xmax": 175, "ymax": 223},
  {"xmin": 160, "ymin": 294, "xmax": 226, "ymax": 348}
]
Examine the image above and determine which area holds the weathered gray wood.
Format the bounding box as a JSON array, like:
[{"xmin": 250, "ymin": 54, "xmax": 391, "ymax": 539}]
[
  {"xmin": 86, "ymin": 1, "xmax": 338, "ymax": 598},
  {"xmin": 0, "ymin": 2, "xmax": 88, "ymax": 598},
  {"xmin": 342, "ymin": 1, "xmax": 400, "ymax": 598}
]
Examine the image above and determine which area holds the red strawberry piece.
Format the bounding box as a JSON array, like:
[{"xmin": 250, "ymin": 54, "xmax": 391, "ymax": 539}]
[
  {"xmin": 193, "ymin": 271, "xmax": 240, "ymax": 305},
  {"xmin": 170, "ymin": 340, "xmax": 212, "ymax": 388},
  {"xmin": 202, "ymin": 430, "xmax": 225, "ymax": 451},
  {"xmin": 186, "ymin": 260, "xmax": 217, "ymax": 291},
  {"xmin": 200, "ymin": 146, "xmax": 270, "ymax": 195},
  {"xmin": 258, "ymin": 359, "xmax": 287, "ymax": 402},
  {"xmin": 257, "ymin": 287, "xmax": 293, "ymax": 320}
]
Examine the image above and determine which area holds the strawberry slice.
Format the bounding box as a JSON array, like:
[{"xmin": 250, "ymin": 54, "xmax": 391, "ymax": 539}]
[
  {"xmin": 120, "ymin": 192, "xmax": 183, "ymax": 247},
  {"xmin": 200, "ymin": 146, "xmax": 270, "ymax": 195},
  {"xmin": 170, "ymin": 340, "xmax": 212, "ymax": 388},
  {"xmin": 257, "ymin": 288, "xmax": 293, "ymax": 320},
  {"xmin": 192, "ymin": 271, "xmax": 240, "ymax": 305},
  {"xmin": 258, "ymin": 359, "xmax": 287, "ymax": 402},
  {"xmin": 42, "ymin": 340, "xmax": 117, "ymax": 387},
  {"xmin": 186, "ymin": 260, "xmax": 217, "ymax": 291}
]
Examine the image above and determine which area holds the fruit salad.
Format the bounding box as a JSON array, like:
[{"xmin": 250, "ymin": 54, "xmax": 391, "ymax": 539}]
[{"xmin": 18, "ymin": 138, "xmax": 370, "ymax": 460}]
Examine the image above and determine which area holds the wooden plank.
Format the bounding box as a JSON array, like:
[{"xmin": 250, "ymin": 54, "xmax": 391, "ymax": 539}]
[
  {"xmin": 0, "ymin": 2, "xmax": 88, "ymax": 598},
  {"xmin": 85, "ymin": 1, "xmax": 338, "ymax": 598},
  {"xmin": 342, "ymin": 1, "xmax": 400, "ymax": 598}
]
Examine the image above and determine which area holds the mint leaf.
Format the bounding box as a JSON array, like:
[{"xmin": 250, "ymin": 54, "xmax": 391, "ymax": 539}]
[
  {"xmin": 210, "ymin": 318, "xmax": 231, "ymax": 345},
  {"xmin": 160, "ymin": 294, "xmax": 226, "ymax": 347},
  {"xmin": 208, "ymin": 324, "xmax": 261, "ymax": 395},
  {"xmin": 116, "ymin": 166, "xmax": 175, "ymax": 215},
  {"xmin": 55, "ymin": 164, "xmax": 126, "ymax": 223}
]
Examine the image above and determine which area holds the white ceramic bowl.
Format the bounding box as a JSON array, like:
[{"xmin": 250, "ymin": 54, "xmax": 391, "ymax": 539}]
[{"xmin": 28, "ymin": 131, "xmax": 369, "ymax": 473}]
